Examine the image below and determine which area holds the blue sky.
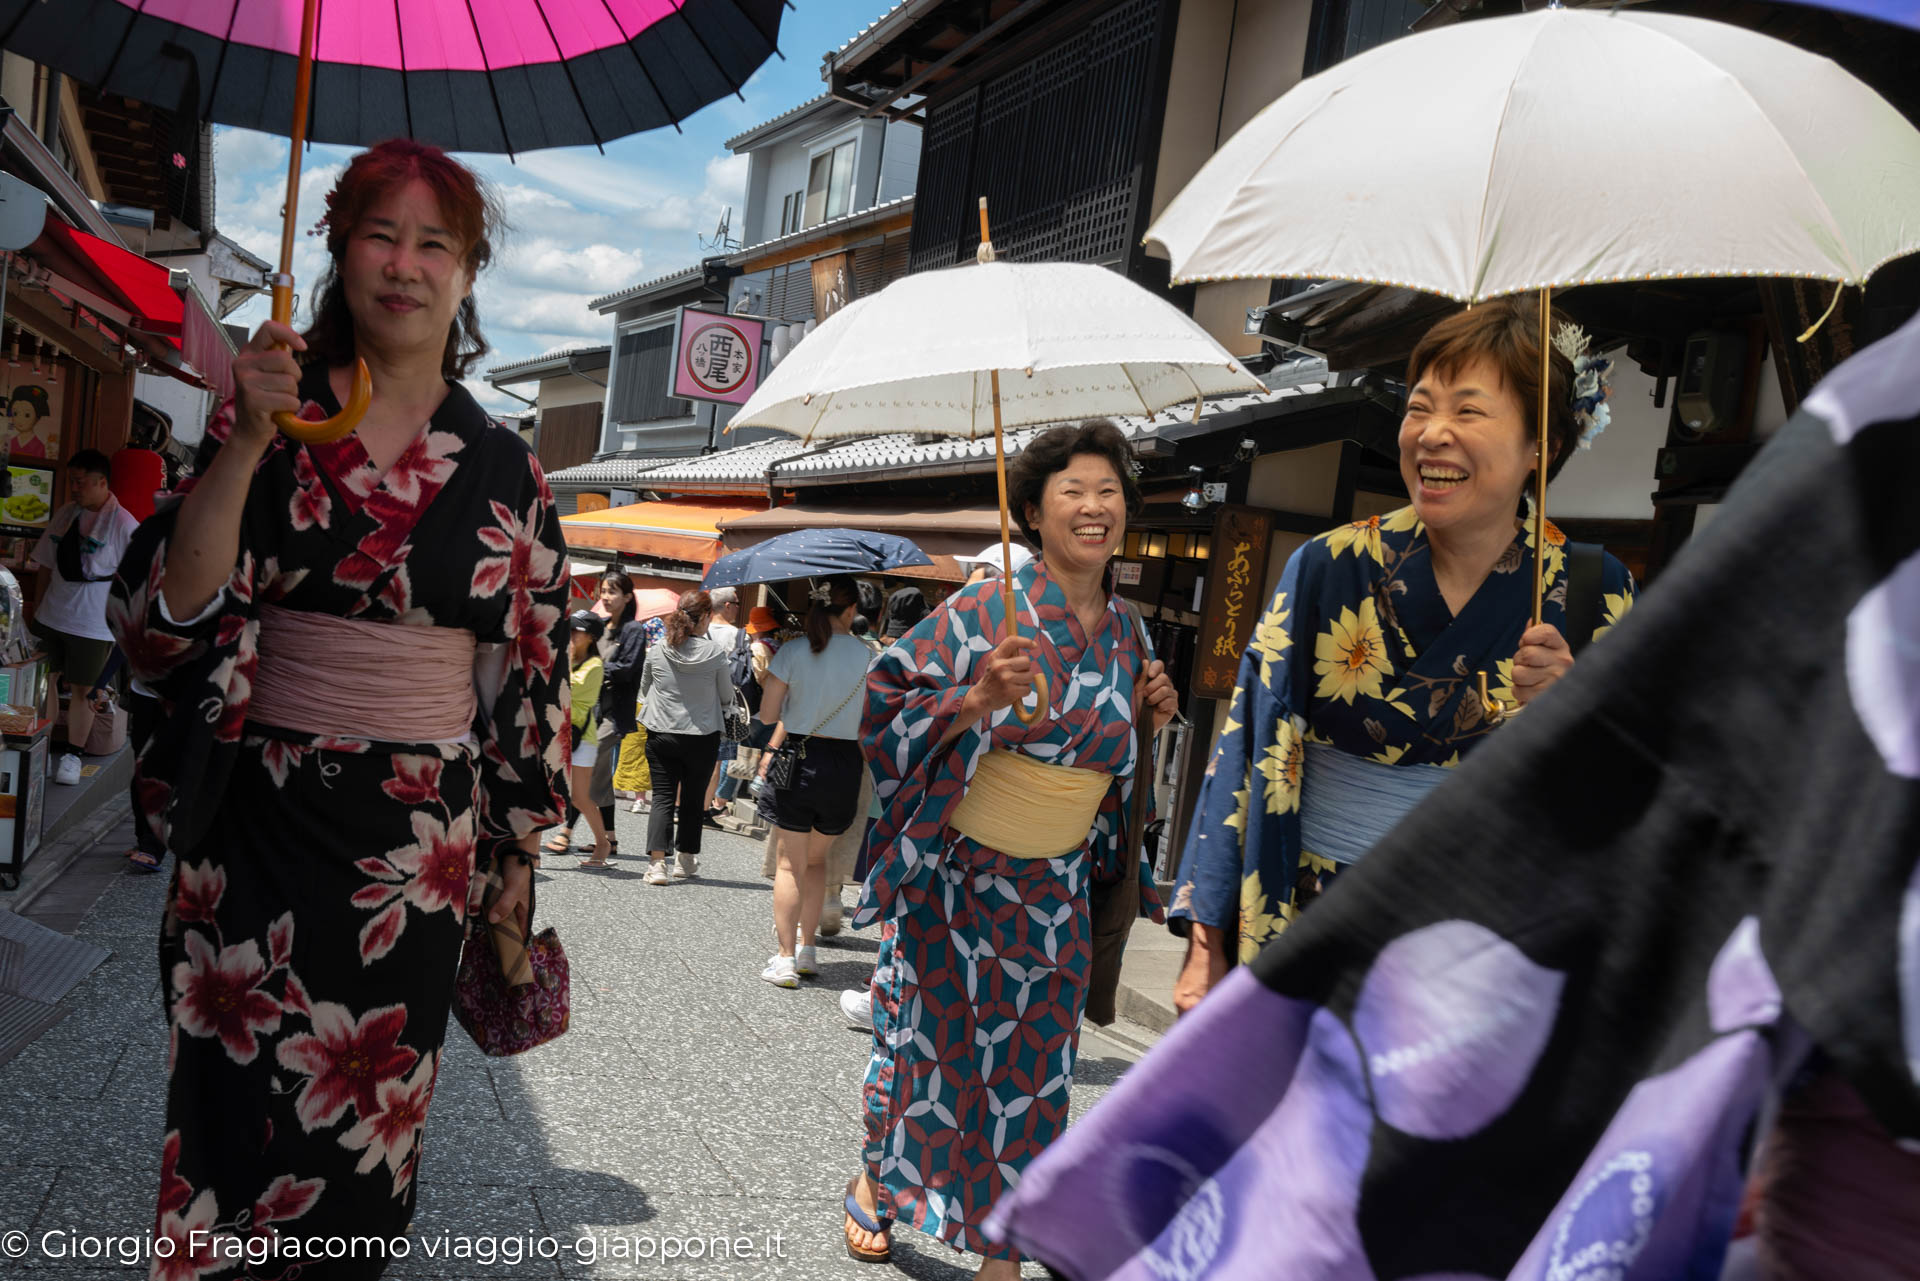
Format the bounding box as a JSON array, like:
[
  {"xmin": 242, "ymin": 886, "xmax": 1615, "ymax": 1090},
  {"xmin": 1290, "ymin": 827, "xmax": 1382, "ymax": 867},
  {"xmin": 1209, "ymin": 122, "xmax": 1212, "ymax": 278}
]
[{"xmin": 213, "ymin": 3, "xmax": 892, "ymax": 416}]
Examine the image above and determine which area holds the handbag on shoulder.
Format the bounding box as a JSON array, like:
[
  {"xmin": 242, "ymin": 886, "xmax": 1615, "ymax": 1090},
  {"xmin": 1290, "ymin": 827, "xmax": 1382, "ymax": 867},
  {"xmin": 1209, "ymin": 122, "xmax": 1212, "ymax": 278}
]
[{"xmin": 453, "ymin": 856, "xmax": 569, "ymax": 1056}]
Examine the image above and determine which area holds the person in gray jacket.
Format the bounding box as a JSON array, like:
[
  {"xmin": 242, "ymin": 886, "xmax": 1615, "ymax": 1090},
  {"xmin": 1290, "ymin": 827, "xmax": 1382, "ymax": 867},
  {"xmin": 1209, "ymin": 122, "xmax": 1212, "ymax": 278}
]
[{"xmin": 639, "ymin": 589, "xmax": 733, "ymax": 885}]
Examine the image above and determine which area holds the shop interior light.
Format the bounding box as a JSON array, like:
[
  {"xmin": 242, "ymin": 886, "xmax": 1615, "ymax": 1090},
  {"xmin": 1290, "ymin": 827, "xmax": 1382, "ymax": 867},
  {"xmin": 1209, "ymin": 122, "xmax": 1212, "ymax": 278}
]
[
  {"xmin": 1191, "ymin": 533, "xmax": 1211, "ymax": 561},
  {"xmin": 1144, "ymin": 531, "xmax": 1169, "ymax": 559}
]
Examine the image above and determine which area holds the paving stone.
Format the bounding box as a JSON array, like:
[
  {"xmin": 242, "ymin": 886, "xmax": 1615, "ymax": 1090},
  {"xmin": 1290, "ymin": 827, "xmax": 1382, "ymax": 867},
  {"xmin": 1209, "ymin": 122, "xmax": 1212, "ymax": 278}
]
[{"xmin": 0, "ymin": 818, "xmax": 1156, "ymax": 1276}]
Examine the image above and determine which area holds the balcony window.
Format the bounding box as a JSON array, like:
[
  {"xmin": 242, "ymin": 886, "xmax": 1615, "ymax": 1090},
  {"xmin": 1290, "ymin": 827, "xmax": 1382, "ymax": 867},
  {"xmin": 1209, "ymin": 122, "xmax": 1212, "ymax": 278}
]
[{"xmin": 803, "ymin": 141, "xmax": 856, "ymax": 228}]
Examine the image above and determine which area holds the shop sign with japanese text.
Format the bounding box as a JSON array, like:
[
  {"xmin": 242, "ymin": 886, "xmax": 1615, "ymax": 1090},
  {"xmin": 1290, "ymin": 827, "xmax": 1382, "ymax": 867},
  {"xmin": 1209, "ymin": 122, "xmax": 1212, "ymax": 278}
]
[
  {"xmin": 672, "ymin": 308, "xmax": 765, "ymax": 406},
  {"xmin": 1191, "ymin": 506, "xmax": 1272, "ymax": 699}
]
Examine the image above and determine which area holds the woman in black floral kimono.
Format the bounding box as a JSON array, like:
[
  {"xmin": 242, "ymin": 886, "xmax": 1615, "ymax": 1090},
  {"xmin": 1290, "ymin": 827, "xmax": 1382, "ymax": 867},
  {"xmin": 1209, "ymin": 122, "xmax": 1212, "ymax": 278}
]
[{"xmin": 109, "ymin": 140, "xmax": 568, "ymax": 1279}]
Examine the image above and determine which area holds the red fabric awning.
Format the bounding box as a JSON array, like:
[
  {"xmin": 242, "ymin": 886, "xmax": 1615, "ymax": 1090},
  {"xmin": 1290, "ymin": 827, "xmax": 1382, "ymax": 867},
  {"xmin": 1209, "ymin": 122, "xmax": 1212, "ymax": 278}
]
[
  {"xmin": 41, "ymin": 218, "xmax": 183, "ymax": 335},
  {"xmin": 30, "ymin": 219, "xmax": 235, "ymax": 399}
]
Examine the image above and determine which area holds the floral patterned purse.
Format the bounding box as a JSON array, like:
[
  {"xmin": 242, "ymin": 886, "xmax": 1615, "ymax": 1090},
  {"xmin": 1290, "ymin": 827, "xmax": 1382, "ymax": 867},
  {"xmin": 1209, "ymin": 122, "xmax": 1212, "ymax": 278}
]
[{"xmin": 453, "ymin": 860, "xmax": 569, "ymax": 1056}]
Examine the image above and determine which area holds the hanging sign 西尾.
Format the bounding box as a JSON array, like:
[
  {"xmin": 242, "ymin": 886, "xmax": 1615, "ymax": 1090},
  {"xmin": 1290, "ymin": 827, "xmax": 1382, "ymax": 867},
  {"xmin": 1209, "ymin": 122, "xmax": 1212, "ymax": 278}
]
[{"xmin": 672, "ymin": 308, "xmax": 765, "ymax": 406}]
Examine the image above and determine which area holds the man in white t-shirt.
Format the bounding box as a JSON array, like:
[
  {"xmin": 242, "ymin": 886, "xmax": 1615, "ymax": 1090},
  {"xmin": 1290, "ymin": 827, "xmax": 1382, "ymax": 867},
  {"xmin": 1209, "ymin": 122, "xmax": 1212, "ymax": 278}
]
[{"xmin": 32, "ymin": 449, "xmax": 141, "ymax": 784}]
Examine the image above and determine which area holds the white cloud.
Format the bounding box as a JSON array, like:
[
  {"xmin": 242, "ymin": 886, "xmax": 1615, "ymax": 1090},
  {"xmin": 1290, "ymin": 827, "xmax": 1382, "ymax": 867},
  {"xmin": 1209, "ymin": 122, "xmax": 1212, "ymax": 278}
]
[{"xmin": 500, "ymin": 238, "xmax": 646, "ymax": 293}]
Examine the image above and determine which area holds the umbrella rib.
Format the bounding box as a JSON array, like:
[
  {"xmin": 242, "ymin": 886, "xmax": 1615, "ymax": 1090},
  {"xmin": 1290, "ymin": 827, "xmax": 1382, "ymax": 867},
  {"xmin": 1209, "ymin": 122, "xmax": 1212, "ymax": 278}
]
[
  {"xmin": 458, "ymin": 0, "xmax": 515, "ymax": 159},
  {"xmin": 392, "ymin": 0, "xmax": 414, "ymax": 140},
  {"xmin": 674, "ymin": 3, "xmax": 748, "ymax": 102},
  {"xmin": 1629, "ymin": 18, "xmax": 1862, "ymax": 281},
  {"xmin": 590, "ymin": 0, "xmax": 679, "ymax": 133},
  {"xmin": 1467, "ymin": 20, "xmax": 1551, "ymax": 304},
  {"xmin": 530, "ymin": 0, "xmax": 607, "ymax": 153},
  {"xmin": 202, "ymin": 0, "xmax": 245, "ymax": 125},
  {"xmin": 96, "ymin": 0, "xmax": 155, "ymax": 96}
]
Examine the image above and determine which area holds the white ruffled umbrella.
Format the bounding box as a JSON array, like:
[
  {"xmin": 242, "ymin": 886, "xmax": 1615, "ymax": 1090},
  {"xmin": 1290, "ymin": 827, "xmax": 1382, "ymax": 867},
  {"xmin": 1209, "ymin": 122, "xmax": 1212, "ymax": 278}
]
[
  {"xmin": 730, "ymin": 202, "xmax": 1264, "ymax": 720},
  {"xmin": 1145, "ymin": 5, "xmax": 1920, "ymax": 713}
]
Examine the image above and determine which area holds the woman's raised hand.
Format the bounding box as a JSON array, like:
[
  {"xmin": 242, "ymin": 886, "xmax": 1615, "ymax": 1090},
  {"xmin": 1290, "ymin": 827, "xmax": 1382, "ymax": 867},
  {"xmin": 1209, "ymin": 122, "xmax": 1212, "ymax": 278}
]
[
  {"xmin": 967, "ymin": 634, "xmax": 1039, "ymax": 717},
  {"xmin": 230, "ymin": 321, "xmax": 307, "ymax": 450}
]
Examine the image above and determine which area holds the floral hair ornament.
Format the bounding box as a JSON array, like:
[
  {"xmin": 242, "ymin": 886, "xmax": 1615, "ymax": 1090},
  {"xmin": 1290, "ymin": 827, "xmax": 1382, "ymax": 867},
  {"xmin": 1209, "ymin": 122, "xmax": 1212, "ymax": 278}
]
[
  {"xmin": 1552, "ymin": 321, "xmax": 1613, "ymax": 450},
  {"xmin": 807, "ymin": 580, "xmax": 834, "ymax": 606}
]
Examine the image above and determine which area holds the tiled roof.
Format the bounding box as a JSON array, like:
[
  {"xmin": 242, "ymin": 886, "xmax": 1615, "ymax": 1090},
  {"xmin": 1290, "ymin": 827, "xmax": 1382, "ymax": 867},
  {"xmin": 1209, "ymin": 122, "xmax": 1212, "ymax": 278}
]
[
  {"xmin": 723, "ymin": 93, "xmax": 836, "ymax": 151},
  {"xmin": 545, "ymin": 457, "xmax": 682, "ymax": 488},
  {"xmin": 619, "ymin": 439, "xmax": 809, "ymax": 486},
  {"xmin": 736, "ymin": 195, "xmax": 912, "ymax": 262},
  {"xmin": 588, "ymin": 263, "xmax": 706, "ymax": 314},
  {"xmin": 484, "ymin": 343, "xmax": 611, "ymax": 383},
  {"xmin": 825, "ymin": 0, "xmax": 924, "ymax": 66},
  {"xmin": 546, "ymin": 383, "xmax": 1343, "ymax": 492}
]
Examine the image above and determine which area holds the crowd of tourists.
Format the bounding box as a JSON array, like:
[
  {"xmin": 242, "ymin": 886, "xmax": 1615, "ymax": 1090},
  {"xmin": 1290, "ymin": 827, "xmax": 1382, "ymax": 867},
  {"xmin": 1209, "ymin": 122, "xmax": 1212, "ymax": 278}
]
[{"xmin": 100, "ymin": 136, "xmax": 1917, "ymax": 1281}]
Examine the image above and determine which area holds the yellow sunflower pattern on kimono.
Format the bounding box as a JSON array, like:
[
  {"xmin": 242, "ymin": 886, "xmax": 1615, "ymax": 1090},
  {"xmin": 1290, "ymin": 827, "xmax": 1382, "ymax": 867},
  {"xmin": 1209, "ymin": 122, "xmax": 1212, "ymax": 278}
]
[{"xmin": 1171, "ymin": 508, "xmax": 1636, "ymax": 956}]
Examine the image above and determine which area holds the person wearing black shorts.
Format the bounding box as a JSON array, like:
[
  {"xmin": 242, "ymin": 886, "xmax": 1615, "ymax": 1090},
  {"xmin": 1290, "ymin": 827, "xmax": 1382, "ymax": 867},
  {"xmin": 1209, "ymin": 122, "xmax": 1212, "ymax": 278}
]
[{"xmin": 753, "ymin": 574, "xmax": 874, "ymax": 988}]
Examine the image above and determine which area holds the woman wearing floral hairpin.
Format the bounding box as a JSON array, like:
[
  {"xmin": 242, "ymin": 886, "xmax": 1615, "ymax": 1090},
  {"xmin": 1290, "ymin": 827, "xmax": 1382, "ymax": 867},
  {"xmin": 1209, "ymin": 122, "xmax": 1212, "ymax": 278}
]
[{"xmin": 1169, "ymin": 293, "xmax": 1636, "ymax": 1013}]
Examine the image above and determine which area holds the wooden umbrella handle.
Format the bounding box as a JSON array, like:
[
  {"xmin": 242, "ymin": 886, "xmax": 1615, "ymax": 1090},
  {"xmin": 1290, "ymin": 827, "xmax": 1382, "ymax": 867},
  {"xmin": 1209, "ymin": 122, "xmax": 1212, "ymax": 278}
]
[{"xmin": 269, "ymin": 0, "xmax": 370, "ymax": 447}]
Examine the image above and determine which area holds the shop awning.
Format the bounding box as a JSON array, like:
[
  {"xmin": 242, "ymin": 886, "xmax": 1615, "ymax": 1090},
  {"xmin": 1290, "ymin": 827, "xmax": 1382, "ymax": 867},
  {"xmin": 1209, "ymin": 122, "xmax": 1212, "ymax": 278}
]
[
  {"xmin": 718, "ymin": 503, "xmax": 1031, "ymax": 582},
  {"xmin": 29, "ymin": 218, "xmax": 235, "ymax": 398},
  {"xmin": 559, "ymin": 497, "xmax": 765, "ymax": 567}
]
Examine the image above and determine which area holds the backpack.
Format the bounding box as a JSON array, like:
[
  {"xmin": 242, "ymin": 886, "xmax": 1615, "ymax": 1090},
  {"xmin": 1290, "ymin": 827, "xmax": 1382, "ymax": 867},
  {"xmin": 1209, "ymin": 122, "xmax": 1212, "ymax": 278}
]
[{"xmin": 729, "ymin": 627, "xmax": 762, "ymax": 715}]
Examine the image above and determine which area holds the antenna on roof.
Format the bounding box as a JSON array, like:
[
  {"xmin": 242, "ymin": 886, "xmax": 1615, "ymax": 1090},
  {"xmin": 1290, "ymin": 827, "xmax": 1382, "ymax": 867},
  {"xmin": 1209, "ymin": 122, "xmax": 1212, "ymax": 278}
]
[{"xmin": 701, "ymin": 206, "xmax": 739, "ymax": 253}]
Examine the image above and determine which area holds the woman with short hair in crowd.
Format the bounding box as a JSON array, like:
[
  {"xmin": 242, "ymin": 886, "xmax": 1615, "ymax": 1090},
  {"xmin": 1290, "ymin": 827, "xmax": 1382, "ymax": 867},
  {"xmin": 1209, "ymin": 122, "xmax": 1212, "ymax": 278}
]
[
  {"xmin": 840, "ymin": 421, "xmax": 1177, "ymax": 1275},
  {"xmin": 638, "ymin": 589, "xmax": 731, "ymax": 885}
]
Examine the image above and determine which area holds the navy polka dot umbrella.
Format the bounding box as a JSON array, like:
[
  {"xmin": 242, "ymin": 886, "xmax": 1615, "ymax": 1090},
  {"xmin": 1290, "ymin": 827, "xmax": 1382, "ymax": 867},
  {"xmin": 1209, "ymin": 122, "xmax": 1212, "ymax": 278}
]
[{"xmin": 701, "ymin": 528, "xmax": 932, "ymax": 591}]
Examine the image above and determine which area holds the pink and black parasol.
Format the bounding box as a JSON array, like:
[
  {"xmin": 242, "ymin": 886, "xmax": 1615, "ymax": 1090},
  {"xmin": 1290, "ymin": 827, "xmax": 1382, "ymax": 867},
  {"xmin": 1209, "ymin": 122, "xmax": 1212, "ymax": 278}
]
[{"xmin": 0, "ymin": 0, "xmax": 784, "ymax": 154}]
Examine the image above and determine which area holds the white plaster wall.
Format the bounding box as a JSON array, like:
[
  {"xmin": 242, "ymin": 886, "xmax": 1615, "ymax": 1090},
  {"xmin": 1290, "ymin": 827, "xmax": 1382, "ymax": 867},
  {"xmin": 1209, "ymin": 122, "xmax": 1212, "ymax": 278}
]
[
  {"xmin": 133, "ymin": 371, "xmax": 215, "ymax": 447},
  {"xmin": 876, "ymin": 119, "xmax": 922, "ymax": 205},
  {"xmin": 536, "ymin": 374, "xmax": 606, "ymax": 413}
]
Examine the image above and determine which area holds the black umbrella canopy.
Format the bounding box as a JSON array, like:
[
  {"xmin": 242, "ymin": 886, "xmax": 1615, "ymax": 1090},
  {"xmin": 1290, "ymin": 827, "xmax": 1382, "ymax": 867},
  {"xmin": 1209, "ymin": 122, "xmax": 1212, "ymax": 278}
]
[{"xmin": 0, "ymin": 0, "xmax": 784, "ymax": 154}]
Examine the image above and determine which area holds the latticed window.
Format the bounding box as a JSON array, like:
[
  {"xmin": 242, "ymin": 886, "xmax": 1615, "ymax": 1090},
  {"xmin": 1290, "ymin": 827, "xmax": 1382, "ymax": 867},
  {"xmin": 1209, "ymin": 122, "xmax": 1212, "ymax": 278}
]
[{"xmin": 907, "ymin": 0, "xmax": 1166, "ymax": 274}]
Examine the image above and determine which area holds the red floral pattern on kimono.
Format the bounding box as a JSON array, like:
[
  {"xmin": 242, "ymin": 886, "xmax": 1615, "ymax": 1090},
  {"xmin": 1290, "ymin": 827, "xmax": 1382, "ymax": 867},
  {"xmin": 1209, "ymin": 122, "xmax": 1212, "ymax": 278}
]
[{"xmin": 109, "ymin": 366, "xmax": 568, "ymax": 1279}]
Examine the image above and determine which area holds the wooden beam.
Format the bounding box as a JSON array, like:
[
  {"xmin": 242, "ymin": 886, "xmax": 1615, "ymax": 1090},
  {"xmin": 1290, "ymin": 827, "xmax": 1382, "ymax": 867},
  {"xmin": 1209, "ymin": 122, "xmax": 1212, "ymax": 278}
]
[
  {"xmin": 55, "ymin": 79, "xmax": 107, "ymax": 203},
  {"xmin": 735, "ymin": 210, "xmax": 914, "ymax": 274}
]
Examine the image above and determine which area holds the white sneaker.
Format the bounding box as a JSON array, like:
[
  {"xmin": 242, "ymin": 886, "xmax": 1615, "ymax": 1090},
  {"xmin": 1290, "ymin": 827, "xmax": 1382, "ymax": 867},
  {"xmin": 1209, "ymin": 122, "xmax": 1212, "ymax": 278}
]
[
  {"xmin": 794, "ymin": 945, "xmax": 818, "ymax": 976},
  {"xmin": 629, "ymin": 797, "xmax": 648, "ymax": 814},
  {"xmin": 839, "ymin": 987, "xmax": 874, "ymax": 1031},
  {"xmin": 53, "ymin": 754, "xmax": 81, "ymax": 785},
  {"xmin": 672, "ymin": 852, "xmax": 698, "ymax": 879},
  {"xmin": 761, "ymin": 955, "xmax": 798, "ymax": 989},
  {"xmin": 646, "ymin": 861, "xmax": 670, "ymax": 885}
]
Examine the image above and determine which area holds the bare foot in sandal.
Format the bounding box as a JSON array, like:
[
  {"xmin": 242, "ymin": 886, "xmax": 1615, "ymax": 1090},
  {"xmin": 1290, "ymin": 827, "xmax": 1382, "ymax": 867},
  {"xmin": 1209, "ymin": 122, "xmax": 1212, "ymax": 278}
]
[{"xmin": 843, "ymin": 1174, "xmax": 891, "ymax": 1263}]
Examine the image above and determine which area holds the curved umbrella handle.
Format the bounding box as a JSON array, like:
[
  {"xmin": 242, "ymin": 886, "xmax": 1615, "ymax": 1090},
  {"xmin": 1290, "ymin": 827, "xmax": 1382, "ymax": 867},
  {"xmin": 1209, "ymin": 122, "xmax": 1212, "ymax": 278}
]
[
  {"xmin": 267, "ymin": 274, "xmax": 370, "ymax": 446},
  {"xmin": 1012, "ymin": 670, "xmax": 1049, "ymax": 726}
]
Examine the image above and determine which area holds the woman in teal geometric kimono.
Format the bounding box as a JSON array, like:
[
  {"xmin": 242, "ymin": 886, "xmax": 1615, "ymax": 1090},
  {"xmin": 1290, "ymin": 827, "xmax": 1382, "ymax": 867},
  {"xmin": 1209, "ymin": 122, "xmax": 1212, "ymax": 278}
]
[{"xmin": 1169, "ymin": 295, "xmax": 1635, "ymax": 1010}]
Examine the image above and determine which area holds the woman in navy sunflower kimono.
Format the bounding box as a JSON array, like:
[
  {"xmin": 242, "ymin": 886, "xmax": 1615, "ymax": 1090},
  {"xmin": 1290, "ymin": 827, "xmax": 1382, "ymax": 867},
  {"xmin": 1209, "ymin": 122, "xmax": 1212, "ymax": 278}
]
[
  {"xmin": 842, "ymin": 421, "xmax": 1178, "ymax": 1278},
  {"xmin": 1170, "ymin": 296, "xmax": 1634, "ymax": 1010},
  {"xmin": 108, "ymin": 142, "xmax": 567, "ymax": 1279}
]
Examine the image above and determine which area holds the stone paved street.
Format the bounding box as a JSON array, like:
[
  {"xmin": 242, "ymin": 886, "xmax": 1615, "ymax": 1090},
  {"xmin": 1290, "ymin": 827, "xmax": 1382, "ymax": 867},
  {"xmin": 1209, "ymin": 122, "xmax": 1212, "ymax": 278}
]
[{"xmin": 0, "ymin": 804, "xmax": 1156, "ymax": 1280}]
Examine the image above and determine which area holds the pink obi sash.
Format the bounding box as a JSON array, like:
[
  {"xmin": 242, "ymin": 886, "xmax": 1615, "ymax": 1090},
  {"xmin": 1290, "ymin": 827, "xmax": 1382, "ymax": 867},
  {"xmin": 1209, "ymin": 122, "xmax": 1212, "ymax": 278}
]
[{"xmin": 248, "ymin": 604, "xmax": 478, "ymax": 743}]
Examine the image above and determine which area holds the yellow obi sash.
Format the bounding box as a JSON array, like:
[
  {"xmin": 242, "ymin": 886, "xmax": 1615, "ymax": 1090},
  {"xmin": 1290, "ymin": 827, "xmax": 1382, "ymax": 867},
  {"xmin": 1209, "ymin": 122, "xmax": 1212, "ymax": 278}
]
[{"xmin": 948, "ymin": 749, "xmax": 1113, "ymax": 859}]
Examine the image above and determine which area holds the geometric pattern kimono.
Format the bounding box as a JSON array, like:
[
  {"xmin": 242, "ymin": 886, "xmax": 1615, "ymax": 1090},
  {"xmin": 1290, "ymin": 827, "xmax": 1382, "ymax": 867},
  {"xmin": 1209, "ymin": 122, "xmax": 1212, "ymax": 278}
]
[
  {"xmin": 985, "ymin": 312, "xmax": 1920, "ymax": 1278},
  {"xmin": 855, "ymin": 557, "xmax": 1162, "ymax": 1260},
  {"xmin": 108, "ymin": 366, "xmax": 569, "ymax": 1279},
  {"xmin": 1171, "ymin": 507, "xmax": 1633, "ymax": 960}
]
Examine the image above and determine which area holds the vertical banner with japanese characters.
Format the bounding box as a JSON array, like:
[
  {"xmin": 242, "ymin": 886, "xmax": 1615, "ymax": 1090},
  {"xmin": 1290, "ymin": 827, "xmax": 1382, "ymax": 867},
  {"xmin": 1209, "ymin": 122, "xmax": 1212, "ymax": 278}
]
[
  {"xmin": 810, "ymin": 251, "xmax": 857, "ymax": 324},
  {"xmin": 672, "ymin": 308, "xmax": 766, "ymax": 406},
  {"xmin": 1190, "ymin": 506, "xmax": 1273, "ymax": 699}
]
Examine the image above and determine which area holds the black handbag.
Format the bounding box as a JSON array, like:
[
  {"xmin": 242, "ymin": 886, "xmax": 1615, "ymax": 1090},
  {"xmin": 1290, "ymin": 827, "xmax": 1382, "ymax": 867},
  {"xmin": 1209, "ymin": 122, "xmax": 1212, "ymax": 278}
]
[
  {"xmin": 764, "ymin": 737, "xmax": 803, "ymax": 790},
  {"xmin": 766, "ymin": 670, "xmax": 866, "ymax": 790}
]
